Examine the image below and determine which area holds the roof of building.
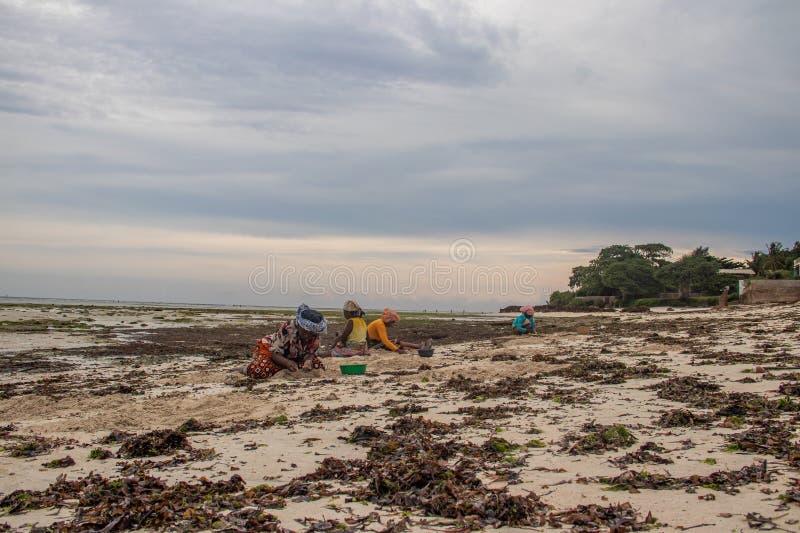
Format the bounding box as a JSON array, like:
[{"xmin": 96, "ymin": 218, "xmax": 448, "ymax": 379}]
[{"xmin": 718, "ymin": 268, "xmax": 756, "ymax": 275}]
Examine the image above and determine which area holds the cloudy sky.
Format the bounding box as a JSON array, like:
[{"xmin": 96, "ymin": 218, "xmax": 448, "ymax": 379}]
[{"xmin": 1, "ymin": 0, "xmax": 798, "ymax": 310}]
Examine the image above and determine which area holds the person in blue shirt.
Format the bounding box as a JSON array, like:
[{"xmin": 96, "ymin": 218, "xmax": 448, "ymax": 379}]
[{"xmin": 512, "ymin": 306, "xmax": 536, "ymax": 334}]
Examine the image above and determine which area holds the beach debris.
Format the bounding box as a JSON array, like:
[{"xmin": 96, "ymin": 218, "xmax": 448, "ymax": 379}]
[
  {"xmin": 88, "ymin": 448, "xmax": 114, "ymax": 460},
  {"xmin": 561, "ymin": 423, "xmax": 637, "ymax": 455},
  {"xmin": 779, "ymin": 382, "xmax": 800, "ymax": 396},
  {"xmin": 305, "ymin": 416, "xmax": 551, "ymax": 528},
  {"xmin": 611, "ymin": 442, "xmax": 673, "ymax": 467},
  {"xmin": 345, "ymin": 426, "xmax": 387, "ymax": 445},
  {"xmin": 726, "ymin": 421, "xmax": 800, "ymax": 466},
  {"xmin": 176, "ymin": 418, "xmax": 215, "ymax": 433},
  {"xmin": 99, "ymin": 430, "xmax": 132, "ymax": 444},
  {"xmin": 656, "ymin": 409, "xmax": 713, "ymax": 428},
  {"xmin": 299, "ymin": 404, "xmax": 376, "ymax": 422},
  {"xmin": 601, "ymin": 460, "xmax": 770, "ymax": 494},
  {"xmin": 540, "ymin": 385, "xmax": 594, "ymax": 405},
  {"xmin": 4, "ymin": 436, "xmax": 54, "ymax": 457},
  {"xmin": 547, "ymin": 357, "xmax": 668, "ymax": 384},
  {"xmin": 443, "ymin": 374, "xmax": 539, "ymax": 400},
  {"xmin": 648, "ymin": 376, "xmax": 723, "ymax": 409},
  {"xmin": 449, "ymin": 405, "xmax": 514, "ymax": 426},
  {"xmin": 117, "ymin": 429, "xmax": 191, "ymax": 458},
  {"xmin": 387, "ymin": 402, "xmax": 428, "ymax": 417},
  {"xmin": 547, "ymin": 502, "xmax": 656, "ymax": 530},
  {"xmin": 41, "ymin": 456, "xmax": 75, "ymax": 469}
]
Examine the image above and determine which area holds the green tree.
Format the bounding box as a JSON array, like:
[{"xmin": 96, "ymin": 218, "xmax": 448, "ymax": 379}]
[
  {"xmin": 600, "ymin": 257, "xmax": 662, "ymax": 301},
  {"xmin": 569, "ymin": 243, "xmax": 669, "ymax": 299}
]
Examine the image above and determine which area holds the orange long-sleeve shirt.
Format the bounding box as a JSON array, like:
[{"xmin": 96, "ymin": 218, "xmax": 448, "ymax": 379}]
[{"xmin": 367, "ymin": 318, "xmax": 398, "ymax": 351}]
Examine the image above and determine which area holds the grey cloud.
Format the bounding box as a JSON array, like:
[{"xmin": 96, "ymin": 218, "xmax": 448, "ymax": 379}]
[{"xmin": 0, "ymin": 1, "xmax": 513, "ymax": 117}]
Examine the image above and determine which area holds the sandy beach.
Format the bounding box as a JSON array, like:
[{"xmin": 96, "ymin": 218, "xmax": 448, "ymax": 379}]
[{"xmin": 1, "ymin": 302, "xmax": 799, "ymax": 531}]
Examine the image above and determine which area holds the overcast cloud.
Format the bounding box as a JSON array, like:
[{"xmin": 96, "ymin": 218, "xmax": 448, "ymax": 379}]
[{"xmin": 1, "ymin": 0, "xmax": 798, "ymax": 309}]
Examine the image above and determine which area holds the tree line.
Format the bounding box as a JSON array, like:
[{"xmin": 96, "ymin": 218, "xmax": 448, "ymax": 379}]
[{"xmin": 549, "ymin": 241, "xmax": 799, "ymax": 306}]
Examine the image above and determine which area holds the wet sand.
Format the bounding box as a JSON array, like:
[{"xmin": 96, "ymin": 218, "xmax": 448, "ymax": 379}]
[{"xmin": 1, "ymin": 302, "xmax": 799, "ymax": 531}]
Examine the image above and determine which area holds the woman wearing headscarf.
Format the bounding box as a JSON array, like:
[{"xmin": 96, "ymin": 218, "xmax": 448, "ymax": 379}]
[
  {"xmin": 246, "ymin": 304, "xmax": 328, "ymax": 379},
  {"xmin": 512, "ymin": 305, "xmax": 536, "ymax": 334},
  {"xmin": 330, "ymin": 300, "xmax": 369, "ymax": 357},
  {"xmin": 367, "ymin": 308, "xmax": 430, "ymax": 352}
]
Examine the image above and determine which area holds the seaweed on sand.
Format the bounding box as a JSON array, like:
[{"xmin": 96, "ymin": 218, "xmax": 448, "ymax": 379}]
[
  {"xmin": 611, "ymin": 442, "xmax": 673, "ymax": 467},
  {"xmin": 443, "ymin": 374, "xmax": 539, "ymax": 400},
  {"xmin": 656, "ymin": 409, "xmax": 713, "ymax": 428},
  {"xmin": 648, "ymin": 376, "xmax": 723, "ymax": 409},
  {"xmin": 310, "ymin": 417, "xmax": 550, "ymax": 528},
  {"xmin": 116, "ymin": 429, "xmax": 191, "ymax": 458},
  {"xmin": 561, "ymin": 423, "xmax": 637, "ymax": 455},
  {"xmin": 4, "ymin": 436, "xmax": 54, "ymax": 458},
  {"xmin": 299, "ymin": 404, "xmax": 376, "ymax": 422},
  {"xmin": 42, "ymin": 456, "xmax": 75, "ymax": 469},
  {"xmin": 601, "ymin": 460, "xmax": 770, "ymax": 494},
  {"xmin": 726, "ymin": 421, "xmax": 800, "ymax": 466},
  {"xmin": 547, "ymin": 357, "xmax": 668, "ymax": 384},
  {"xmin": 449, "ymin": 405, "xmax": 514, "ymax": 426},
  {"xmin": 387, "ymin": 402, "xmax": 428, "ymax": 417},
  {"xmin": 547, "ymin": 502, "xmax": 657, "ymax": 531},
  {"xmin": 540, "ymin": 385, "xmax": 594, "ymax": 405}
]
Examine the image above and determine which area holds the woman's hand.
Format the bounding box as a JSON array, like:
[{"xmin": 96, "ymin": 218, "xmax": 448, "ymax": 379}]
[
  {"xmin": 286, "ymin": 361, "xmax": 299, "ymax": 372},
  {"xmin": 302, "ymin": 359, "xmax": 314, "ymax": 371}
]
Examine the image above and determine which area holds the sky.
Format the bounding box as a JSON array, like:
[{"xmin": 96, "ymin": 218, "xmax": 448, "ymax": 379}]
[{"xmin": 1, "ymin": 0, "xmax": 798, "ymax": 311}]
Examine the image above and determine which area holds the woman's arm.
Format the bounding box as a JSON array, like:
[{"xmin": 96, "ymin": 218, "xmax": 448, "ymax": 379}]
[
  {"xmin": 271, "ymin": 352, "xmax": 298, "ymax": 371},
  {"xmin": 377, "ymin": 321, "xmax": 399, "ymax": 351},
  {"xmin": 334, "ymin": 320, "xmax": 354, "ymax": 347}
]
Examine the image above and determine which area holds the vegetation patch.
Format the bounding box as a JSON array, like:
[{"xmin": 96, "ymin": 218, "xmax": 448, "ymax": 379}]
[
  {"xmin": 561, "ymin": 423, "xmax": 636, "ymax": 454},
  {"xmin": 117, "ymin": 430, "xmax": 191, "ymax": 458}
]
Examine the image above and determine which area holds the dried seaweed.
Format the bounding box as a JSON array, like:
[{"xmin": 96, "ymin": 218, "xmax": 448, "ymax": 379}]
[
  {"xmin": 300, "ymin": 404, "xmax": 376, "ymax": 422},
  {"xmin": 5, "ymin": 436, "xmax": 54, "ymax": 457},
  {"xmin": 601, "ymin": 460, "xmax": 770, "ymax": 494},
  {"xmin": 42, "ymin": 456, "xmax": 75, "ymax": 469},
  {"xmin": 547, "ymin": 502, "xmax": 656, "ymax": 531},
  {"xmin": 443, "ymin": 374, "xmax": 538, "ymax": 400},
  {"xmin": 561, "ymin": 423, "xmax": 637, "ymax": 455},
  {"xmin": 387, "ymin": 403, "xmax": 428, "ymax": 417},
  {"xmin": 540, "ymin": 385, "xmax": 594, "ymax": 405},
  {"xmin": 303, "ymin": 417, "xmax": 550, "ymax": 528},
  {"xmin": 727, "ymin": 421, "xmax": 800, "ymax": 466},
  {"xmin": 648, "ymin": 376, "xmax": 723, "ymax": 409},
  {"xmin": 656, "ymin": 409, "xmax": 713, "ymax": 428},
  {"xmin": 611, "ymin": 442, "xmax": 673, "ymax": 467},
  {"xmin": 547, "ymin": 357, "xmax": 668, "ymax": 384},
  {"xmin": 116, "ymin": 429, "xmax": 191, "ymax": 458}
]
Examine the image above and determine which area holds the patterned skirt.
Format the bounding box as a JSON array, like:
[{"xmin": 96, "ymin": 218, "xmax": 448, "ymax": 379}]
[{"xmin": 247, "ymin": 350, "xmax": 325, "ymax": 379}]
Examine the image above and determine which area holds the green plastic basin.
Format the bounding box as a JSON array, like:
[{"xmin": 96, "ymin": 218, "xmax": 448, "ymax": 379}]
[{"xmin": 339, "ymin": 363, "xmax": 367, "ymax": 375}]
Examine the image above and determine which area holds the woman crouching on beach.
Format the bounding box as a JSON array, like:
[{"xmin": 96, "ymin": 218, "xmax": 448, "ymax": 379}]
[
  {"xmin": 513, "ymin": 305, "xmax": 536, "ymax": 334},
  {"xmin": 367, "ymin": 308, "xmax": 431, "ymax": 353},
  {"xmin": 246, "ymin": 304, "xmax": 327, "ymax": 379}
]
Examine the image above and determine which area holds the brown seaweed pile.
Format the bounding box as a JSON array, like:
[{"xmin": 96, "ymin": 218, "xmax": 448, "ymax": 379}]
[
  {"xmin": 117, "ymin": 429, "xmax": 191, "ymax": 458},
  {"xmin": 547, "ymin": 502, "xmax": 657, "ymax": 531},
  {"xmin": 547, "ymin": 357, "xmax": 668, "ymax": 384},
  {"xmin": 0, "ymin": 473, "xmax": 284, "ymax": 531},
  {"xmin": 308, "ymin": 417, "xmax": 550, "ymax": 528},
  {"xmin": 648, "ymin": 376, "xmax": 723, "ymax": 409},
  {"xmin": 611, "ymin": 442, "xmax": 673, "ymax": 467},
  {"xmin": 656, "ymin": 408, "xmax": 713, "ymax": 428},
  {"xmin": 561, "ymin": 423, "xmax": 637, "ymax": 455},
  {"xmin": 601, "ymin": 460, "xmax": 770, "ymax": 494},
  {"xmin": 299, "ymin": 404, "xmax": 376, "ymax": 422},
  {"xmin": 443, "ymin": 374, "xmax": 539, "ymax": 400},
  {"xmin": 727, "ymin": 421, "xmax": 800, "ymax": 466}
]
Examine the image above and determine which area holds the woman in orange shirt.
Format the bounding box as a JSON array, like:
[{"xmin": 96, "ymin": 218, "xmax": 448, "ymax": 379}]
[{"xmin": 367, "ymin": 308, "xmax": 430, "ymax": 352}]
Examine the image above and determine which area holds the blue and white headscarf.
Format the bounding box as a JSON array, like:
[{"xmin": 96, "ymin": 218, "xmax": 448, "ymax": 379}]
[{"xmin": 295, "ymin": 303, "xmax": 327, "ymax": 334}]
